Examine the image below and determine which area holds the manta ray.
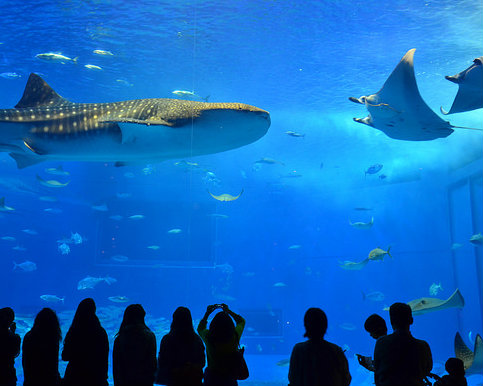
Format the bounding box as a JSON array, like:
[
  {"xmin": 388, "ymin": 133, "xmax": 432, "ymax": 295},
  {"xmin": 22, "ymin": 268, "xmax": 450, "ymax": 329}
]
[
  {"xmin": 441, "ymin": 56, "xmax": 483, "ymax": 115},
  {"xmin": 455, "ymin": 332, "xmax": 483, "ymax": 375},
  {"xmin": 384, "ymin": 288, "xmax": 465, "ymax": 315},
  {"xmin": 0, "ymin": 73, "xmax": 270, "ymax": 168},
  {"xmin": 208, "ymin": 189, "xmax": 244, "ymax": 202},
  {"xmin": 349, "ymin": 49, "xmax": 470, "ymax": 141}
]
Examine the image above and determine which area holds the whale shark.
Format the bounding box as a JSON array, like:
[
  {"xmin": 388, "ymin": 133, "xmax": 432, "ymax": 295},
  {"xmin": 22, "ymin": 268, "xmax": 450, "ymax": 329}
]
[{"xmin": 0, "ymin": 73, "xmax": 270, "ymax": 168}]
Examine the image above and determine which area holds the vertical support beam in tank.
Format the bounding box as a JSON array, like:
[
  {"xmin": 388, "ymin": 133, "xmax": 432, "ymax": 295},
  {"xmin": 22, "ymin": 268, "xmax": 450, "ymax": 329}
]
[{"xmin": 469, "ymin": 174, "xmax": 483, "ymax": 334}]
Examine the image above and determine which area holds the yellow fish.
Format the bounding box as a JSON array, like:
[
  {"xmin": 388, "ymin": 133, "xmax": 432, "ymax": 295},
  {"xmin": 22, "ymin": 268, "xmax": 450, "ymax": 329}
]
[
  {"xmin": 368, "ymin": 246, "xmax": 391, "ymax": 261},
  {"xmin": 208, "ymin": 189, "xmax": 243, "ymax": 202},
  {"xmin": 84, "ymin": 64, "xmax": 102, "ymax": 70},
  {"xmin": 93, "ymin": 50, "xmax": 113, "ymax": 56},
  {"xmin": 36, "ymin": 175, "xmax": 69, "ymax": 188}
]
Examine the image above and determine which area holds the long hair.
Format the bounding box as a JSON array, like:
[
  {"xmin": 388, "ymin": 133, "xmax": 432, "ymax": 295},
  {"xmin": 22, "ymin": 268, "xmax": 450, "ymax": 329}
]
[
  {"xmin": 0, "ymin": 307, "xmax": 14, "ymax": 329},
  {"xmin": 66, "ymin": 298, "xmax": 101, "ymax": 335},
  {"xmin": 170, "ymin": 306, "xmax": 195, "ymax": 336},
  {"xmin": 208, "ymin": 311, "xmax": 237, "ymax": 346},
  {"xmin": 116, "ymin": 304, "xmax": 147, "ymax": 336},
  {"xmin": 31, "ymin": 308, "xmax": 62, "ymax": 343}
]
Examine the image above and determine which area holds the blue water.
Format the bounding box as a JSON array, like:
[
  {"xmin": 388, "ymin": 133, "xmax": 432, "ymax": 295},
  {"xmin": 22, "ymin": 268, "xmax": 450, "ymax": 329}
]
[{"xmin": 0, "ymin": 0, "xmax": 482, "ymax": 385}]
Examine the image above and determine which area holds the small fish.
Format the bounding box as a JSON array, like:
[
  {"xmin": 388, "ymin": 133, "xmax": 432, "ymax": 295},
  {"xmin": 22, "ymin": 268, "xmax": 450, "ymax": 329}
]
[
  {"xmin": 44, "ymin": 208, "xmax": 62, "ymax": 214},
  {"xmin": 0, "ymin": 197, "xmax": 15, "ymax": 212},
  {"xmin": 365, "ymin": 164, "xmax": 383, "ymax": 176},
  {"xmin": 116, "ymin": 192, "xmax": 132, "ymax": 199},
  {"xmin": 12, "ymin": 245, "xmax": 27, "ymax": 251},
  {"xmin": 368, "ymin": 247, "xmax": 391, "ymax": 261},
  {"xmin": 167, "ymin": 228, "xmax": 182, "ymax": 234},
  {"xmin": 276, "ymin": 358, "xmax": 290, "ymax": 367},
  {"xmin": 429, "ymin": 282, "xmax": 443, "ymax": 296},
  {"xmin": 39, "ymin": 196, "xmax": 58, "ymax": 202},
  {"xmin": 93, "ymin": 49, "xmax": 114, "ymax": 56},
  {"xmin": 362, "ymin": 291, "xmax": 385, "ymax": 302},
  {"xmin": 13, "ymin": 260, "xmax": 37, "ymax": 272},
  {"xmin": 1, "ymin": 236, "xmax": 16, "ymax": 241},
  {"xmin": 58, "ymin": 243, "xmax": 70, "ymax": 255},
  {"xmin": 108, "ymin": 296, "xmax": 129, "ymax": 303},
  {"xmin": 36, "ymin": 52, "xmax": 78, "ymax": 63},
  {"xmin": 451, "ymin": 243, "xmax": 463, "ymax": 250},
  {"xmin": 338, "ymin": 323, "xmax": 357, "ymax": 331},
  {"xmin": 84, "ymin": 64, "xmax": 102, "ymax": 70},
  {"xmin": 142, "ymin": 164, "xmax": 155, "ymax": 175},
  {"xmin": 0, "ymin": 72, "xmax": 21, "ymax": 79},
  {"xmin": 22, "ymin": 229, "xmax": 38, "ymax": 235},
  {"xmin": 116, "ymin": 79, "xmax": 133, "ymax": 87},
  {"xmin": 469, "ymin": 233, "xmax": 483, "ymax": 246},
  {"xmin": 44, "ymin": 165, "xmax": 70, "ymax": 176},
  {"xmin": 174, "ymin": 160, "xmax": 199, "ymax": 169},
  {"xmin": 77, "ymin": 275, "xmax": 116, "ymax": 290},
  {"xmin": 254, "ymin": 157, "xmax": 285, "ymax": 166},
  {"xmin": 273, "ymin": 282, "xmax": 287, "ymax": 287},
  {"xmin": 353, "ymin": 207, "xmax": 373, "ymax": 211},
  {"xmin": 339, "ymin": 259, "xmax": 369, "ymax": 271},
  {"xmin": 36, "ymin": 175, "xmax": 70, "ymax": 188},
  {"xmin": 171, "ymin": 90, "xmax": 209, "ymax": 101},
  {"xmin": 91, "ymin": 203, "xmax": 108, "ymax": 212},
  {"xmin": 288, "ymin": 245, "xmax": 301, "ymax": 250},
  {"xmin": 147, "ymin": 245, "xmax": 160, "ymax": 250},
  {"xmin": 379, "ymin": 174, "xmax": 387, "ymax": 180},
  {"xmin": 70, "ymin": 232, "xmax": 83, "ymax": 245},
  {"xmin": 208, "ymin": 190, "xmax": 243, "ymax": 202},
  {"xmin": 111, "ymin": 255, "xmax": 129, "ymax": 262},
  {"xmin": 109, "ymin": 215, "xmax": 123, "ymax": 221},
  {"xmin": 285, "ymin": 131, "xmax": 305, "ymax": 137},
  {"xmin": 40, "ymin": 295, "xmax": 64, "ymax": 303},
  {"xmin": 349, "ymin": 217, "xmax": 374, "ymax": 229},
  {"xmin": 128, "ymin": 214, "xmax": 145, "ymax": 220},
  {"xmin": 207, "ymin": 214, "xmax": 229, "ymax": 219}
]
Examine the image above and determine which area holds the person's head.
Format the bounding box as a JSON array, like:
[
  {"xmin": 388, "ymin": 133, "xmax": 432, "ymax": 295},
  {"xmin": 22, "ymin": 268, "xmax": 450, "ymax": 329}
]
[
  {"xmin": 364, "ymin": 314, "xmax": 387, "ymax": 339},
  {"xmin": 33, "ymin": 308, "xmax": 62, "ymax": 342},
  {"xmin": 170, "ymin": 306, "xmax": 195, "ymax": 335},
  {"xmin": 303, "ymin": 307, "xmax": 328, "ymax": 339},
  {"xmin": 445, "ymin": 357, "xmax": 465, "ymax": 377},
  {"xmin": 118, "ymin": 304, "xmax": 146, "ymax": 333},
  {"xmin": 208, "ymin": 311, "xmax": 236, "ymax": 345},
  {"xmin": 71, "ymin": 298, "xmax": 98, "ymax": 329},
  {"xmin": 0, "ymin": 307, "xmax": 14, "ymax": 329},
  {"xmin": 389, "ymin": 302, "xmax": 413, "ymax": 330}
]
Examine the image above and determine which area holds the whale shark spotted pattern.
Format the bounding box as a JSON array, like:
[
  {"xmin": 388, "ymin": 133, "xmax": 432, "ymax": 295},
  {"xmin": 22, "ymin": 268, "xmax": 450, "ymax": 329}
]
[{"xmin": 0, "ymin": 73, "xmax": 270, "ymax": 168}]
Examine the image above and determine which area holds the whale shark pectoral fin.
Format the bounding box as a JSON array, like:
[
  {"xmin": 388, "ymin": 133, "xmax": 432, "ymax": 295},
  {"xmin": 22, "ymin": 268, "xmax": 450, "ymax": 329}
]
[
  {"xmin": 99, "ymin": 117, "xmax": 174, "ymax": 145},
  {"xmin": 9, "ymin": 152, "xmax": 43, "ymax": 169}
]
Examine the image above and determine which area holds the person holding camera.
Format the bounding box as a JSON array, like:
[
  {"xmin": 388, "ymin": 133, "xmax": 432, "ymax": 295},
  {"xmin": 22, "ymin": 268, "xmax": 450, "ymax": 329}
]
[
  {"xmin": 197, "ymin": 304, "xmax": 247, "ymax": 386},
  {"xmin": 0, "ymin": 307, "xmax": 21, "ymax": 386}
]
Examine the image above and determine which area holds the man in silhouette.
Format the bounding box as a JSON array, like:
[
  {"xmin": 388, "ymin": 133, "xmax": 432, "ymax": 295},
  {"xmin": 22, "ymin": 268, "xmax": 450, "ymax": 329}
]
[
  {"xmin": 357, "ymin": 313, "xmax": 388, "ymax": 371},
  {"xmin": 374, "ymin": 302, "xmax": 432, "ymax": 386}
]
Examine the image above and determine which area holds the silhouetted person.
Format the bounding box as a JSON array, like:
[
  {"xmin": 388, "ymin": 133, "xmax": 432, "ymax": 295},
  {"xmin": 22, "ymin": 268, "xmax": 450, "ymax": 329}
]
[
  {"xmin": 374, "ymin": 302, "xmax": 432, "ymax": 386},
  {"xmin": 62, "ymin": 298, "xmax": 109, "ymax": 386},
  {"xmin": 288, "ymin": 307, "xmax": 351, "ymax": 386},
  {"xmin": 0, "ymin": 307, "xmax": 20, "ymax": 386},
  {"xmin": 357, "ymin": 314, "xmax": 388, "ymax": 372},
  {"xmin": 22, "ymin": 308, "xmax": 62, "ymax": 386},
  {"xmin": 156, "ymin": 306, "xmax": 205, "ymax": 386},
  {"xmin": 431, "ymin": 357, "xmax": 467, "ymax": 386},
  {"xmin": 197, "ymin": 304, "xmax": 246, "ymax": 386},
  {"xmin": 113, "ymin": 304, "xmax": 157, "ymax": 386}
]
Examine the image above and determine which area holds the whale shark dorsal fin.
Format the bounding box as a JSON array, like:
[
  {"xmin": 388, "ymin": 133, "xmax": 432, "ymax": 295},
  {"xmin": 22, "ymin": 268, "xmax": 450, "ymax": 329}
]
[{"xmin": 15, "ymin": 73, "xmax": 72, "ymax": 109}]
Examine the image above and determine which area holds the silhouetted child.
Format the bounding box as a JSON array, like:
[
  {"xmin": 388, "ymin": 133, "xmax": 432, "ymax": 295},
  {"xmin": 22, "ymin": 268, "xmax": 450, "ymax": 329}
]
[
  {"xmin": 357, "ymin": 313, "xmax": 388, "ymax": 372},
  {"xmin": 62, "ymin": 298, "xmax": 109, "ymax": 386},
  {"xmin": 113, "ymin": 304, "xmax": 157, "ymax": 386},
  {"xmin": 0, "ymin": 307, "xmax": 21, "ymax": 386},
  {"xmin": 432, "ymin": 358, "xmax": 467, "ymax": 386},
  {"xmin": 156, "ymin": 306, "xmax": 205, "ymax": 386},
  {"xmin": 22, "ymin": 308, "xmax": 62, "ymax": 386}
]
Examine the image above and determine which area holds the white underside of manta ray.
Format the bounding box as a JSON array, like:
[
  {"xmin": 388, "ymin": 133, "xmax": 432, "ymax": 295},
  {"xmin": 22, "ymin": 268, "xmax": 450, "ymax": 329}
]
[{"xmin": 349, "ymin": 49, "xmax": 474, "ymax": 141}]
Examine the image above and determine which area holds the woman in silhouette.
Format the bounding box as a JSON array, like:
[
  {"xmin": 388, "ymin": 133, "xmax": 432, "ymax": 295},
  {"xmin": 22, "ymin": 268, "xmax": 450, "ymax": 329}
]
[
  {"xmin": 62, "ymin": 298, "xmax": 109, "ymax": 386},
  {"xmin": 22, "ymin": 308, "xmax": 62, "ymax": 386},
  {"xmin": 0, "ymin": 307, "xmax": 21, "ymax": 386},
  {"xmin": 113, "ymin": 304, "xmax": 157, "ymax": 386},
  {"xmin": 156, "ymin": 306, "xmax": 205, "ymax": 386},
  {"xmin": 197, "ymin": 304, "xmax": 246, "ymax": 386}
]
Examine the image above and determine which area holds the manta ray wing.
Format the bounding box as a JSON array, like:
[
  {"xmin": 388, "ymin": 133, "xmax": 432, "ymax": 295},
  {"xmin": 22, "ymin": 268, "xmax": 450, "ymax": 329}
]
[
  {"xmin": 469, "ymin": 334, "xmax": 483, "ymax": 375},
  {"xmin": 455, "ymin": 332, "xmax": 475, "ymax": 370},
  {"xmin": 350, "ymin": 49, "xmax": 454, "ymax": 141},
  {"xmin": 441, "ymin": 57, "xmax": 483, "ymax": 114}
]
